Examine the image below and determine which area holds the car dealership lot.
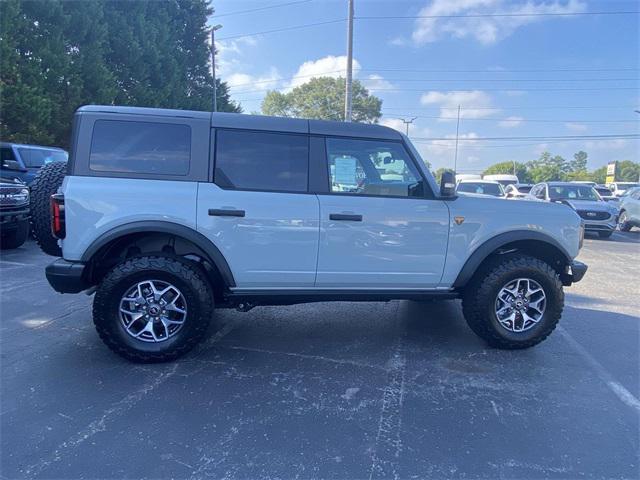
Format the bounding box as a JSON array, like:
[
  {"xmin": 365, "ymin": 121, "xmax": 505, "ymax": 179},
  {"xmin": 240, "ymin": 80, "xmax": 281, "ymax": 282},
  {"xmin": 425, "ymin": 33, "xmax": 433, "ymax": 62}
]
[{"xmin": 1, "ymin": 234, "xmax": 638, "ymax": 479}]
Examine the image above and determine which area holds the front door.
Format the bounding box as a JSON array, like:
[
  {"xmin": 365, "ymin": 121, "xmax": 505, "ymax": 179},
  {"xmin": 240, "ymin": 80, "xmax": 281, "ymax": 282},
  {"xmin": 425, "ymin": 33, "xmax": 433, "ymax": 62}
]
[
  {"xmin": 315, "ymin": 137, "xmax": 449, "ymax": 288},
  {"xmin": 197, "ymin": 129, "xmax": 319, "ymax": 289}
]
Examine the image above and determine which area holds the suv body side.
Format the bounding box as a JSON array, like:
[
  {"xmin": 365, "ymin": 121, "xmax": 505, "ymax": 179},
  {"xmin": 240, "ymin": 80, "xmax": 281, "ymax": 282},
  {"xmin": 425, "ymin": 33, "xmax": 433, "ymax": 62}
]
[{"xmin": 56, "ymin": 106, "xmax": 583, "ymax": 299}]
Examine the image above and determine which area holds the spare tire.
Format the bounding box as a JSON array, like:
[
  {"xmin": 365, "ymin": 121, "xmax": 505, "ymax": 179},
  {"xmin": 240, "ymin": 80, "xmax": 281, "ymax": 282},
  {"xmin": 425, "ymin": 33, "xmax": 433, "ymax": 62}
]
[{"xmin": 30, "ymin": 161, "xmax": 67, "ymax": 256}]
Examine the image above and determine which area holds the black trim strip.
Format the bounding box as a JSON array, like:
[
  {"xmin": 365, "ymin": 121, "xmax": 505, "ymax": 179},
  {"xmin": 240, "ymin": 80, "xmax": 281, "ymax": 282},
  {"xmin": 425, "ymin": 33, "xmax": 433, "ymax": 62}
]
[{"xmin": 209, "ymin": 208, "xmax": 245, "ymax": 217}]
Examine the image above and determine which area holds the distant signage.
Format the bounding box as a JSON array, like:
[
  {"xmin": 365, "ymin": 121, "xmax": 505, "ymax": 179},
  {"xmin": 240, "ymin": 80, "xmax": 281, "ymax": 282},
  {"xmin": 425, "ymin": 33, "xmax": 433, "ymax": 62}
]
[{"xmin": 605, "ymin": 161, "xmax": 617, "ymax": 184}]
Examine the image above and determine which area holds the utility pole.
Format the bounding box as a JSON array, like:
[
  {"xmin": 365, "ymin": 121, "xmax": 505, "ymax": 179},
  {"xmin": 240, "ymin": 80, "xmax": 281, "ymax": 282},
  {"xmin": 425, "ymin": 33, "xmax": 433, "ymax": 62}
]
[
  {"xmin": 399, "ymin": 117, "xmax": 418, "ymax": 136},
  {"xmin": 211, "ymin": 24, "xmax": 222, "ymax": 112},
  {"xmin": 344, "ymin": 0, "xmax": 354, "ymax": 122},
  {"xmin": 453, "ymin": 105, "xmax": 461, "ymax": 173}
]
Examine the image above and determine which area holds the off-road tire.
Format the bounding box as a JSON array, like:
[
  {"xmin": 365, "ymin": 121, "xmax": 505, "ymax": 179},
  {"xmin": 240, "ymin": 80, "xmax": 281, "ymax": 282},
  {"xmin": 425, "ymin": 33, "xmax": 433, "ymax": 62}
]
[
  {"xmin": 29, "ymin": 161, "xmax": 67, "ymax": 256},
  {"xmin": 618, "ymin": 210, "xmax": 631, "ymax": 232},
  {"xmin": 0, "ymin": 220, "xmax": 29, "ymax": 249},
  {"xmin": 93, "ymin": 255, "xmax": 214, "ymax": 363},
  {"xmin": 598, "ymin": 231, "xmax": 613, "ymax": 239},
  {"xmin": 462, "ymin": 255, "xmax": 564, "ymax": 349}
]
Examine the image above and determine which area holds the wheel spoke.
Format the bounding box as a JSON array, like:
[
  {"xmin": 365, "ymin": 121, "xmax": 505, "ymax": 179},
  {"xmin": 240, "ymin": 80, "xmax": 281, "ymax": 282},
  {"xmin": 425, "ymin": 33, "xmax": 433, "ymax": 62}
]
[{"xmin": 495, "ymin": 278, "xmax": 546, "ymax": 333}]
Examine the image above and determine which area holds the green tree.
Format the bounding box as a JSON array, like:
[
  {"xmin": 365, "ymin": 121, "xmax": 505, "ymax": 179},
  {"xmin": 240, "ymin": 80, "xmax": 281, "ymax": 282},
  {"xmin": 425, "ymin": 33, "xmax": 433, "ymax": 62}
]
[
  {"xmin": 261, "ymin": 77, "xmax": 382, "ymax": 123},
  {"xmin": 615, "ymin": 160, "xmax": 640, "ymax": 182},
  {"xmin": 526, "ymin": 152, "xmax": 570, "ymax": 183},
  {"xmin": 0, "ymin": 0, "xmax": 240, "ymax": 149},
  {"xmin": 590, "ymin": 165, "xmax": 607, "ymax": 184},
  {"xmin": 483, "ymin": 161, "xmax": 531, "ymax": 183}
]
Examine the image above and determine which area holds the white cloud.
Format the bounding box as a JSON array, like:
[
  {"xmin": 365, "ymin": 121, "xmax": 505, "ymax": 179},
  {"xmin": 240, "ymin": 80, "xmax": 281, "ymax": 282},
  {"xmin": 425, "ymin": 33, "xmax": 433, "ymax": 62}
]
[
  {"xmin": 411, "ymin": 0, "xmax": 587, "ymax": 45},
  {"xmin": 585, "ymin": 139, "xmax": 628, "ymax": 150},
  {"xmin": 498, "ymin": 115, "xmax": 524, "ymax": 128},
  {"xmin": 362, "ymin": 74, "xmax": 396, "ymax": 93},
  {"xmin": 420, "ymin": 90, "xmax": 496, "ymax": 119},
  {"xmin": 215, "ymin": 36, "xmax": 258, "ymax": 77},
  {"xmin": 565, "ymin": 122, "xmax": 588, "ymax": 132},
  {"xmin": 289, "ymin": 55, "xmax": 361, "ymax": 89}
]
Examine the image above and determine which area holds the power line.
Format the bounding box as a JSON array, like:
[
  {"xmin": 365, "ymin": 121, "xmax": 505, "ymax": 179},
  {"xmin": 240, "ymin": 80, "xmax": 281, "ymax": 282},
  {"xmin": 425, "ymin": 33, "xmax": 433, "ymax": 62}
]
[
  {"xmin": 214, "ymin": 0, "xmax": 313, "ymax": 18},
  {"xmin": 381, "ymin": 105, "xmax": 636, "ymax": 110},
  {"xmin": 413, "ymin": 138, "xmax": 639, "ymax": 148},
  {"xmin": 411, "ymin": 134, "xmax": 640, "ymax": 142},
  {"xmin": 230, "ymin": 86, "xmax": 638, "ymax": 95},
  {"xmin": 217, "ymin": 18, "xmax": 345, "ymax": 41},
  {"xmin": 361, "ymin": 67, "xmax": 639, "ymax": 73},
  {"xmin": 357, "ymin": 11, "xmax": 640, "ymax": 19},
  {"xmin": 381, "ymin": 114, "xmax": 639, "ymax": 124}
]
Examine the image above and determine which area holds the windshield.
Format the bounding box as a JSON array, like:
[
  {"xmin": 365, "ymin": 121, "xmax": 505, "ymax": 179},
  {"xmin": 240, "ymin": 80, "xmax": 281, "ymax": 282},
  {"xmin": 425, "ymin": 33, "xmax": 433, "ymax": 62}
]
[
  {"xmin": 548, "ymin": 185, "xmax": 600, "ymax": 201},
  {"xmin": 517, "ymin": 185, "xmax": 532, "ymax": 193},
  {"xmin": 495, "ymin": 179, "xmax": 517, "ymax": 186},
  {"xmin": 595, "ymin": 187, "xmax": 611, "ymax": 197},
  {"xmin": 18, "ymin": 147, "xmax": 68, "ymax": 167},
  {"xmin": 457, "ymin": 182, "xmax": 504, "ymax": 196}
]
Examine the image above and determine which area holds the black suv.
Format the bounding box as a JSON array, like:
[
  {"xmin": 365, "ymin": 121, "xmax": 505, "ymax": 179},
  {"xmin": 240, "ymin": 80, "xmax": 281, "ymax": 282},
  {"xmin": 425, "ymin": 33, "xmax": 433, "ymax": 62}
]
[{"xmin": 0, "ymin": 176, "xmax": 30, "ymax": 249}]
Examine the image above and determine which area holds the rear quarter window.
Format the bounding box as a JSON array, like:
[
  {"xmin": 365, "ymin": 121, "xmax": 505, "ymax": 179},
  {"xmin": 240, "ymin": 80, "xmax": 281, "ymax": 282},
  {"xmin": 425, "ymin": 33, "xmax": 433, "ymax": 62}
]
[{"xmin": 89, "ymin": 120, "xmax": 191, "ymax": 175}]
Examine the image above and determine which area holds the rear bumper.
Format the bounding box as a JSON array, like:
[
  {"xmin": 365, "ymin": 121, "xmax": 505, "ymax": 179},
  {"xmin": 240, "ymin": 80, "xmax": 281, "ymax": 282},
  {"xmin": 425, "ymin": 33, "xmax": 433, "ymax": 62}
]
[
  {"xmin": 560, "ymin": 260, "xmax": 588, "ymax": 286},
  {"xmin": 45, "ymin": 259, "xmax": 90, "ymax": 293}
]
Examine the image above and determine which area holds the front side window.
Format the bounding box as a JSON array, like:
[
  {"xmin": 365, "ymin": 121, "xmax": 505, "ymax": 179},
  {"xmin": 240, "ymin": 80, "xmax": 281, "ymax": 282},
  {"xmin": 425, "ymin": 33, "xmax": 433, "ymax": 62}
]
[
  {"xmin": 18, "ymin": 148, "xmax": 68, "ymax": 167},
  {"xmin": 215, "ymin": 130, "xmax": 309, "ymax": 192},
  {"xmin": 326, "ymin": 138, "xmax": 423, "ymax": 198},
  {"xmin": 90, "ymin": 120, "xmax": 191, "ymax": 175}
]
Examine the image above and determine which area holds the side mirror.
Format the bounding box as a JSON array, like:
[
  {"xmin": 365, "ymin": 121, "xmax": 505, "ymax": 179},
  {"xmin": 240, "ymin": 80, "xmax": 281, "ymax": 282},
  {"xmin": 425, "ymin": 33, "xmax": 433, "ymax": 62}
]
[
  {"xmin": 1, "ymin": 160, "xmax": 27, "ymax": 172},
  {"xmin": 440, "ymin": 171, "xmax": 456, "ymax": 197}
]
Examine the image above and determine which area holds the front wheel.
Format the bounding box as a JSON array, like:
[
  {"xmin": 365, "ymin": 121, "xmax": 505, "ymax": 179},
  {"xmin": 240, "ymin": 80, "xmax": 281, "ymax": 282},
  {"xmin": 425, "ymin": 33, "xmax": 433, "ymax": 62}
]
[
  {"xmin": 462, "ymin": 255, "xmax": 564, "ymax": 349},
  {"xmin": 618, "ymin": 211, "xmax": 631, "ymax": 232},
  {"xmin": 93, "ymin": 255, "xmax": 214, "ymax": 362}
]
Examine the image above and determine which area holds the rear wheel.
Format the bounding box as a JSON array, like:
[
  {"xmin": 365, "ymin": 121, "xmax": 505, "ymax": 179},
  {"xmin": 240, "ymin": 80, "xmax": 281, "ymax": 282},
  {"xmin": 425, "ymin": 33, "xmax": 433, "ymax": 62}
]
[
  {"xmin": 29, "ymin": 161, "xmax": 67, "ymax": 256},
  {"xmin": 618, "ymin": 211, "xmax": 631, "ymax": 232},
  {"xmin": 93, "ymin": 255, "xmax": 214, "ymax": 362},
  {"xmin": 0, "ymin": 220, "xmax": 29, "ymax": 249},
  {"xmin": 462, "ymin": 255, "xmax": 564, "ymax": 349}
]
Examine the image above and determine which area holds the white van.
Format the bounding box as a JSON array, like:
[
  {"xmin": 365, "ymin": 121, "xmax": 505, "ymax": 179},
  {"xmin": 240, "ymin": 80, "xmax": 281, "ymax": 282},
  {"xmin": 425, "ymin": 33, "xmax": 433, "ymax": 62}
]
[{"xmin": 483, "ymin": 174, "xmax": 519, "ymax": 186}]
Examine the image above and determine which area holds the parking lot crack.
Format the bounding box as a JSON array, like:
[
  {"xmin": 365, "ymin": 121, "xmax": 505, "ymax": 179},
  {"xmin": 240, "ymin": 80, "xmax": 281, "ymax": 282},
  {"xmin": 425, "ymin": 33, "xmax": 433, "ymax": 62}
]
[{"xmin": 367, "ymin": 337, "xmax": 407, "ymax": 480}]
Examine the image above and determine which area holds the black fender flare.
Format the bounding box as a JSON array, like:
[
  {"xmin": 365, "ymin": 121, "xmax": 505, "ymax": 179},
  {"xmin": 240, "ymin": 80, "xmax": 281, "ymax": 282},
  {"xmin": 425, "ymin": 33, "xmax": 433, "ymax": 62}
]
[
  {"xmin": 452, "ymin": 230, "xmax": 572, "ymax": 288},
  {"xmin": 81, "ymin": 221, "xmax": 236, "ymax": 287}
]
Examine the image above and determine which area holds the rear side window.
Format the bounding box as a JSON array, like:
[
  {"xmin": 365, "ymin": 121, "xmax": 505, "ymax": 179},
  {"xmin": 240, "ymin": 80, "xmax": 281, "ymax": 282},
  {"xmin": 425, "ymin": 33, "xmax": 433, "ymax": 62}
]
[
  {"xmin": 215, "ymin": 130, "xmax": 308, "ymax": 192},
  {"xmin": 89, "ymin": 120, "xmax": 191, "ymax": 175}
]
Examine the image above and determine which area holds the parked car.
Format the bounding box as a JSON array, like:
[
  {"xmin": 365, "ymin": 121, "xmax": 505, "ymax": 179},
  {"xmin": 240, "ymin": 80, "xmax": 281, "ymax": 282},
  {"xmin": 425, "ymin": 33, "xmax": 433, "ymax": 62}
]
[
  {"xmin": 594, "ymin": 185, "xmax": 618, "ymax": 202},
  {"xmin": 527, "ymin": 182, "xmax": 618, "ymax": 238},
  {"xmin": 0, "ymin": 142, "xmax": 68, "ymax": 185},
  {"xmin": 34, "ymin": 105, "xmax": 587, "ymax": 362},
  {"xmin": 607, "ymin": 182, "xmax": 640, "ymax": 197},
  {"xmin": 483, "ymin": 174, "xmax": 519, "ymax": 186},
  {"xmin": 0, "ymin": 176, "xmax": 30, "ymax": 249},
  {"xmin": 504, "ymin": 183, "xmax": 533, "ymax": 198},
  {"xmin": 617, "ymin": 186, "xmax": 640, "ymax": 232},
  {"xmin": 456, "ymin": 179, "xmax": 505, "ymax": 197}
]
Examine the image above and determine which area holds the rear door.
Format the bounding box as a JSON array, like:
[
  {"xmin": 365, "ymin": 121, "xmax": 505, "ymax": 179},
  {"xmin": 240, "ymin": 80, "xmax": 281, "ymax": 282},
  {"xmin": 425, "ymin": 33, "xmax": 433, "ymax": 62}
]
[
  {"xmin": 315, "ymin": 137, "xmax": 449, "ymax": 288},
  {"xmin": 197, "ymin": 129, "xmax": 320, "ymax": 288}
]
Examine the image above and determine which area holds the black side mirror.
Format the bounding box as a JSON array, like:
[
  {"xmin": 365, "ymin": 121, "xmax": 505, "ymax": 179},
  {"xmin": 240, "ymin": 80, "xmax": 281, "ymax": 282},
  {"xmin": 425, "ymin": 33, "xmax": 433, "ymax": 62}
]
[{"xmin": 440, "ymin": 170, "xmax": 456, "ymax": 197}]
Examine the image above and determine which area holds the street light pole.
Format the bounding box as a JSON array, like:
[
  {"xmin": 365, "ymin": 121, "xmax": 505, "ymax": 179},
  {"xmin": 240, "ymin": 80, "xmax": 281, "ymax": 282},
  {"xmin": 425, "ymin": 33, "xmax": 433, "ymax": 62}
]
[
  {"xmin": 344, "ymin": 0, "xmax": 354, "ymax": 122},
  {"xmin": 453, "ymin": 105, "xmax": 461, "ymax": 173},
  {"xmin": 211, "ymin": 24, "xmax": 222, "ymax": 112}
]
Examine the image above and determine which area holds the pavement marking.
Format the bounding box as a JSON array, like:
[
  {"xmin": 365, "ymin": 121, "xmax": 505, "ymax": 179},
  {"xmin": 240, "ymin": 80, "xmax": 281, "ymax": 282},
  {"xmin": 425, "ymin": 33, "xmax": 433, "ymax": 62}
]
[
  {"xmin": 223, "ymin": 345, "xmax": 388, "ymax": 371},
  {"xmin": 368, "ymin": 338, "xmax": 407, "ymax": 480},
  {"xmin": 0, "ymin": 260, "xmax": 34, "ymax": 267},
  {"xmin": 558, "ymin": 326, "xmax": 640, "ymax": 412}
]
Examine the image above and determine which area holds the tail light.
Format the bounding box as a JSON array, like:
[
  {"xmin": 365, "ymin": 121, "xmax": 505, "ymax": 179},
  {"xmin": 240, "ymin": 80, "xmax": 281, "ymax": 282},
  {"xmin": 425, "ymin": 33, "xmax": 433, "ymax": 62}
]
[{"xmin": 51, "ymin": 193, "xmax": 66, "ymax": 239}]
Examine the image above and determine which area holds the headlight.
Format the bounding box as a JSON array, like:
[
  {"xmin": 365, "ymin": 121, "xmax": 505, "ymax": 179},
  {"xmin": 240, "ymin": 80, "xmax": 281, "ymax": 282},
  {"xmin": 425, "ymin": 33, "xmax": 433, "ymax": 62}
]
[{"xmin": 9, "ymin": 188, "xmax": 29, "ymax": 204}]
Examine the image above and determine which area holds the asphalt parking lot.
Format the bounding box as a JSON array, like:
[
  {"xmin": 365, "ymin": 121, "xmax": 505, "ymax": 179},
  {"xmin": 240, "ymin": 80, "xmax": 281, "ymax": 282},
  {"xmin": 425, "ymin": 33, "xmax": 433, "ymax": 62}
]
[{"xmin": 1, "ymin": 233, "xmax": 639, "ymax": 479}]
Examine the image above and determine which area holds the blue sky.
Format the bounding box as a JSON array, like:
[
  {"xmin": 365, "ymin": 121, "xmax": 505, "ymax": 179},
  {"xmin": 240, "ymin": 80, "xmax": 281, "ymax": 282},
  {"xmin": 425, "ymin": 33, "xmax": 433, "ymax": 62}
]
[{"xmin": 211, "ymin": 0, "xmax": 639, "ymax": 172}]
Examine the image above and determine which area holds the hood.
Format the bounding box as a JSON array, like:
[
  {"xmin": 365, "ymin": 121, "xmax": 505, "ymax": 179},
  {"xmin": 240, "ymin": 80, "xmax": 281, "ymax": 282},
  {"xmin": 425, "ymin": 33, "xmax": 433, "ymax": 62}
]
[{"xmin": 559, "ymin": 199, "xmax": 615, "ymax": 212}]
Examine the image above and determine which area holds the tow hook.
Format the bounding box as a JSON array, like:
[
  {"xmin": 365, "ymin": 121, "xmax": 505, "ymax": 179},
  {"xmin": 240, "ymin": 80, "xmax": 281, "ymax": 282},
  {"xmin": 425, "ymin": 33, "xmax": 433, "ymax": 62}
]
[{"xmin": 236, "ymin": 302, "xmax": 255, "ymax": 312}]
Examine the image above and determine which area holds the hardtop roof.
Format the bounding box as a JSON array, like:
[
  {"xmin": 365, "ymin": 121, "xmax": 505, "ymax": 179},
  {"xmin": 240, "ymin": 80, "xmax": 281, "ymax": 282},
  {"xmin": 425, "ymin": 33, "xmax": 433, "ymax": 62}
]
[{"xmin": 76, "ymin": 106, "xmax": 402, "ymax": 140}]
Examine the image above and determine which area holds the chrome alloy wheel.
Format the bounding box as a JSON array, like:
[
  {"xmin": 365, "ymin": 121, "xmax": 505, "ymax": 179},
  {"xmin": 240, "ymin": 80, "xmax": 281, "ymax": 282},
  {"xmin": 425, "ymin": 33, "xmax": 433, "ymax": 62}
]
[
  {"xmin": 119, "ymin": 280, "xmax": 187, "ymax": 342},
  {"xmin": 494, "ymin": 278, "xmax": 546, "ymax": 333}
]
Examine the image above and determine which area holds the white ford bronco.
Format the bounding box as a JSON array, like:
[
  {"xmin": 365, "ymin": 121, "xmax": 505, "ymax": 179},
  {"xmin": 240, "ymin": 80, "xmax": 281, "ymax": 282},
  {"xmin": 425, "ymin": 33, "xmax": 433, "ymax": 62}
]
[{"xmin": 32, "ymin": 106, "xmax": 587, "ymax": 362}]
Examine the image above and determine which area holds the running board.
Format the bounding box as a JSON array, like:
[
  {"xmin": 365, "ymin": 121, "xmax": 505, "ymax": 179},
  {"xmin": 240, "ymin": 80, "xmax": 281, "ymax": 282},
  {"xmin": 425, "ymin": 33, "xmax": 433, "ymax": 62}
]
[{"xmin": 222, "ymin": 289, "xmax": 459, "ymax": 308}]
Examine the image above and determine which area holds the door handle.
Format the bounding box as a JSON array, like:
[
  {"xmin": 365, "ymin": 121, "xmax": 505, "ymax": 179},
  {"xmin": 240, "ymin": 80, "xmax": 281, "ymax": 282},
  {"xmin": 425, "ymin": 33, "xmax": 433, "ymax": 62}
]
[
  {"xmin": 208, "ymin": 208, "xmax": 245, "ymax": 217},
  {"xmin": 329, "ymin": 213, "xmax": 362, "ymax": 221}
]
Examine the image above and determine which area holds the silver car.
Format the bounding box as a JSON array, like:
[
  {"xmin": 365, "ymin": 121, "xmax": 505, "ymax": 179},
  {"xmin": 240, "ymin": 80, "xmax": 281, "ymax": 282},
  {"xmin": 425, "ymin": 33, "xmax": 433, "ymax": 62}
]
[
  {"xmin": 618, "ymin": 186, "xmax": 640, "ymax": 231},
  {"xmin": 528, "ymin": 182, "xmax": 618, "ymax": 238}
]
